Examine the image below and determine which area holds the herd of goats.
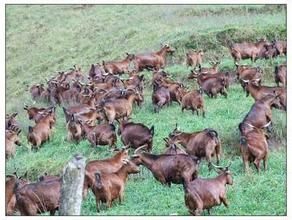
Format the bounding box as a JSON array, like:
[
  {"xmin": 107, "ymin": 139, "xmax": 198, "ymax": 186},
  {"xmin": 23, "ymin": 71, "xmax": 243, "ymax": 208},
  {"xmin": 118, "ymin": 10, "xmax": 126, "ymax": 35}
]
[{"xmin": 5, "ymin": 38, "xmax": 286, "ymax": 216}]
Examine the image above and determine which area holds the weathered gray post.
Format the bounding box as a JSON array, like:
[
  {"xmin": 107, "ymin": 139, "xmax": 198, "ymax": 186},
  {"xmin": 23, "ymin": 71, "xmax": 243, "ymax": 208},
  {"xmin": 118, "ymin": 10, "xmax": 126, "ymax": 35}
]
[{"xmin": 59, "ymin": 154, "xmax": 86, "ymax": 215}]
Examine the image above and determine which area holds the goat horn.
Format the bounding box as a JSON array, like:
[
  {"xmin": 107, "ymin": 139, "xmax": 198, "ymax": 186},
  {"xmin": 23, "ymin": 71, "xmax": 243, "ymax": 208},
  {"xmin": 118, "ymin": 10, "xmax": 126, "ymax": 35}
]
[
  {"xmin": 175, "ymin": 144, "xmax": 187, "ymax": 155},
  {"xmin": 241, "ymin": 79, "xmax": 249, "ymax": 83},
  {"xmin": 211, "ymin": 163, "xmax": 224, "ymax": 169},
  {"xmin": 134, "ymin": 144, "xmax": 147, "ymax": 154}
]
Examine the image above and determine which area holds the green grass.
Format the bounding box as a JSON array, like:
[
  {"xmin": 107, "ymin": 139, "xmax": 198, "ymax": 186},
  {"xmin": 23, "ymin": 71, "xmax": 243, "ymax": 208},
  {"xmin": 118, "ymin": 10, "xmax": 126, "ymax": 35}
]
[{"xmin": 6, "ymin": 5, "xmax": 286, "ymax": 216}]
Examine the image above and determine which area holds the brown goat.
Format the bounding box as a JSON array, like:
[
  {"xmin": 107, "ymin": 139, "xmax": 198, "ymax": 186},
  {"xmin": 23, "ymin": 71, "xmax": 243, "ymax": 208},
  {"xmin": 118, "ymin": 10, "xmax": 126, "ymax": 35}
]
[
  {"xmin": 241, "ymin": 93, "xmax": 281, "ymax": 132},
  {"xmin": 81, "ymin": 121, "xmax": 117, "ymax": 149},
  {"xmin": 186, "ymin": 50, "xmax": 204, "ymax": 69},
  {"xmin": 24, "ymin": 105, "xmax": 56, "ymax": 124},
  {"xmin": 89, "ymin": 63, "xmax": 106, "ymax": 81},
  {"xmin": 101, "ymin": 89, "xmax": 143, "ymax": 123},
  {"xmin": 244, "ymin": 81, "xmax": 286, "ymax": 111},
  {"xmin": 235, "ymin": 63, "xmax": 263, "ymax": 88},
  {"xmin": 27, "ymin": 112, "xmax": 55, "ymax": 149},
  {"xmin": 131, "ymin": 145, "xmax": 200, "ymax": 186},
  {"xmin": 6, "ymin": 129, "xmax": 21, "ymax": 159},
  {"xmin": 63, "ymin": 105, "xmax": 101, "ymax": 125},
  {"xmin": 273, "ymin": 40, "xmax": 286, "ymax": 56},
  {"xmin": 169, "ymin": 125, "xmax": 221, "ymax": 170},
  {"xmin": 66, "ymin": 114, "xmax": 83, "ymax": 142},
  {"xmin": 199, "ymin": 77, "xmax": 227, "ymax": 98},
  {"xmin": 228, "ymin": 38, "xmax": 270, "ymax": 63},
  {"xmin": 30, "ymin": 84, "xmax": 46, "ymax": 100},
  {"xmin": 83, "ymin": 147, "xmax": 129, "ymax": 197},
  {"xmin": 103, "ymin": 53, "xmax": 135, "ymax": 75},
  {"xmin": 275, "ymin": 64, "xmax": 286, "ymax": 87},
  {"xmin": 239, "ymin": 123, "xmax": 268, "ymax": 172},
  {"xmin": 15, "ymin": 178, "xmax": 60, "ymax": 215},
  {"xmin": 6, "ymin": 173, "xmax": 29, "ymax": 215},
  {"xmin": 134, "ymin": 44, "xmax": 175, "ymax": 71},
  {"xmin": 152, "ymin": 82, "xmax": 171, "ymax": 113},
  {"xmin": 180, "ymin": 89, "xmax": 205, "ymax": 117},
  {"xmin": 92, "ymin": 159, "xmax": 139, "ymax": 211},
  {"xmin": 184, "ymin": 163, "xmax": 233, "ymax": 216},
  {"xmin": 118, "ymin": 120, "xmax": 154, "ymax": 152}
]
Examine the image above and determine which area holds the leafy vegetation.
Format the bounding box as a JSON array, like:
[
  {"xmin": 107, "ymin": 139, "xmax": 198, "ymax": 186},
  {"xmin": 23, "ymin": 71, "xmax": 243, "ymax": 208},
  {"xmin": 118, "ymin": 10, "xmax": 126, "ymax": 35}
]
[{"xmin": 6, "ymin": 5, "xmax": 286, "ymax": 215}]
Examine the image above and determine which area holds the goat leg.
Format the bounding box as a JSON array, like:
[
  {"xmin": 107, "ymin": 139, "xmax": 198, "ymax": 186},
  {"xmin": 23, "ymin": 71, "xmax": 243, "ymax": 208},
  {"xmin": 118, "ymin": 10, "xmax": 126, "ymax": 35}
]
[{"xmin": 221, "ymin": 197, "xmax": 229, "ymax": 207}]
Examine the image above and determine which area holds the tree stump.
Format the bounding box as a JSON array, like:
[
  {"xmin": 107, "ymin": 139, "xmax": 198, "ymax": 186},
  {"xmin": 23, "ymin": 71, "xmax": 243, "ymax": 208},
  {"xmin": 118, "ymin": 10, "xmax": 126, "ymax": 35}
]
[{"xmin": 59, "ymin": 154, "xmax": 86, "ymax": 215}]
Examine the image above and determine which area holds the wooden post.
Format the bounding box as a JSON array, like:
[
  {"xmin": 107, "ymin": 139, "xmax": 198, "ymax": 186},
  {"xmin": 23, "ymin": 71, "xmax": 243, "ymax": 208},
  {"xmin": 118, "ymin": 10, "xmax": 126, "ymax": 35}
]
[{"xmin": 59, "ymin": 154, "xmax": 86, "ymax": 216}]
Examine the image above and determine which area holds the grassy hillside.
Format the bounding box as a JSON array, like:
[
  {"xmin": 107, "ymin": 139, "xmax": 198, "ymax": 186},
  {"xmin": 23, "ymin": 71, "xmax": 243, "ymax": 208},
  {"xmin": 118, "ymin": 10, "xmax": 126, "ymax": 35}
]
[{"xmin": 6, "ymin": 5, "xmax": 286, "ymax": 215}]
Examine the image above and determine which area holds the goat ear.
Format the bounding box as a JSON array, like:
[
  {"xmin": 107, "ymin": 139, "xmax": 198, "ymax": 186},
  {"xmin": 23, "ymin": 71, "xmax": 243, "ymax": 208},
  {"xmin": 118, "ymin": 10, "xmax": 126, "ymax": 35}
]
[
  {"xmin": 28, "ymin": 126, "xmax": 33, "ymax": 133},
  {"xmin": 12, "ymin": 112, "xmax": 18, "ymax": 118},
  {"xmin": 71, "ymin": 114, "xmax": 75, "ymax": 121}
]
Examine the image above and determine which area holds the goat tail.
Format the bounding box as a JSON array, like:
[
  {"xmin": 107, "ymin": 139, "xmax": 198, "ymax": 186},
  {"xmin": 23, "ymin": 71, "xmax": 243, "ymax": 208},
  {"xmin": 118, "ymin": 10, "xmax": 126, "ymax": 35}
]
[
  {"xmin": 150, "ymin": 125, "xmax": 154, "ymax": 136},
  {"xmin": 205, "ymin": 128, "xmax": 218, "ymax": 138}
]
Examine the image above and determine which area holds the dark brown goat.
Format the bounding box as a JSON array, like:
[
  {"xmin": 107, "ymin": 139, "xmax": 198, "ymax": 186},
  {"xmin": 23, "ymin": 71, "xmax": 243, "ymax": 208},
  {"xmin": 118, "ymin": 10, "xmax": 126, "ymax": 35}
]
[
  {"xmin": 30, "ymin": 84, "xmax": 46, "ymax": 100},
  {"xmin": 88, "ymin": 63, "xmax": 106, "ymax": 82},
  {"xmin": 6, "ymin": 129, "xmax": 21, "ymax": 159},
  {"xmin": 241, "ymin": 93, "xmax": 281, "ymax": 132},
  {"xmin": 134, "ymin": 44, "xmax": 175, "ymax": 71},
  {"xmin": 275, "ymin": 64, "xmax": 286, "ymax": 87},
  {"xmin": 184, "ymin": 163, "xmax": 233, "ymax": 216},
  {"xmin": 15, "ymin": 177, "xmax": 60, "ymax": 215},
  {"xmin": 228, "ymin": 38, "xmax": 270, "ymax": 63},
  {"xmin": 180, "ymin": 89, "xmax": 205, "ymax": 117},
  {"xmin": 168, "ymin": 125, "xmax": 221, "ymax": 169},
  {"xmin": 239, "ymin": 123, "xmax": 268, "ymax": 172},
  {"xmin": 152, "ymin": 82, "xmax": 171, "ymax": 113},
  {"xmin": 92, "ymin": 159, "xmax": 140, "ymax": 211},
  {"xmin": 186, "ymin": 50, "xmax": 204, "ymax": 69},
  {"xmin": 272, "ymin": 40, "xmax": 286, "ymax": 56},
  {"xmin": 103, "ymin": 53, "xmax": 135, "ymax": 75},
  {"xmin": 244, "ymin": 81, "xmax": 286, "ymax": 110},
  {"xmin": 83, "ymin": 147, "xmax": 129, "ymax": 197},
  {"xmin": 6, "ymin": 173, "xmax": 29, "ymax": 215},
  {"xmin": 80, "ymin": 121, "xmax": 117, "ymax": 149},
  {"xmin": 131, "ymin": 146, "xmax": 200, "ymax": 186},
  {"xmin": 66, "ymin": 114, "xmax": 83, "ymax": 142},
  {"xmin": 118, "ymin": 120, "xmax": 154, "ymax": 152},
  {"xmin": 199, "ymin": 77, "xmax": 227, "ymax": 98}
]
